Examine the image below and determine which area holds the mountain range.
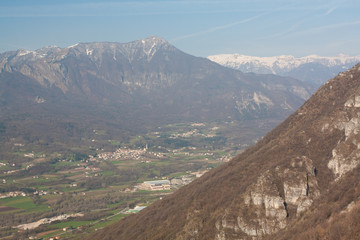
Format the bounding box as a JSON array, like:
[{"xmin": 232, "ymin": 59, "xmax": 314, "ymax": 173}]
[
  {"xmin": 208, "ymin": 53, "xmax": 360, "ymax": 86},
  {"xmin": 89, "ymin": 61, "xmax": 360, "ymax": 239},
  {"xmin": 2, "ymin": 37, "xmax": 360, "ymax": 239},
  {"xmin": 0, "ymin": 37, "xmax": 313, "ymax": 156}
]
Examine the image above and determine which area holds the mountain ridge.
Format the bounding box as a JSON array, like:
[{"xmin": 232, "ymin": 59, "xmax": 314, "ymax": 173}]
[
  {"xmin": 0, "ymin": 37, "xmax": 314, "ymax": 156},
  {"xmin": 89, "ymin": 63, "xmax": 360, "ymax": 239},
  {"xmin": 208, "ymin": 53, "xmax": 360, "ymax": 86}
]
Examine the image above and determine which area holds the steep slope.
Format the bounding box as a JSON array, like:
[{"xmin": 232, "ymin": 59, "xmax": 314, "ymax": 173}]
[
  {"xmin": 0, "ymin": 37, "xmax": 313, "ymax": 155},
  {"xmin": 89, "ymin": 63, "xmax": 360, "ymax": 240},
  {"xmin": 208, "ymin": 53, "xmax": 360, "ymax": 86}
]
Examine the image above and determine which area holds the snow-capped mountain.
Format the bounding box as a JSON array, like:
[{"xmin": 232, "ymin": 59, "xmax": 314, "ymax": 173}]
[
  {"xmin": 208, "ymin": 54, "xmax": 360, "ymax": 86},
  {"xmin": 0, "ymin": 36, "xmax": 174, "ymax": 73}
]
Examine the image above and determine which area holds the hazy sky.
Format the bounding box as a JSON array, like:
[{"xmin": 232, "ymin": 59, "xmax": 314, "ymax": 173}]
[{"xmin": 1, "ymin": 0, "xmax": 360, "ymax": 57}]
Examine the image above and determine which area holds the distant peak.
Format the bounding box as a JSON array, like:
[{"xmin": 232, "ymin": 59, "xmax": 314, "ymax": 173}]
[
  {"xmin": 208, "ymin": 53, "xmax": 360, "ymax": 70},
  {"xmin": 43, "ymin": 45, "xmax": 58, "ymax": 49},
  {"xmin": 145, "ymin": 36, "xmax": 166, "ymax": 41},
  {"xmin": 140, "ymin": 36, "xmax": 169, "ymax": 46},
  {"xmin": 37, "ymin": 45, "xmax": 60, "ymax": 52}
]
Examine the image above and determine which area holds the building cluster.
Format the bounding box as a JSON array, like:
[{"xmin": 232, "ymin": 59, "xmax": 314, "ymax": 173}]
[
  {"xmin": 137, "ymin": 170, "xmax": 209, "ymax": 191},
  {"xmin": 25, "ymin": 164, "xmax": 34, "ymax": 170},
  {"xmin": 138, "ymin": 180, "xmax": 171, "ymax": 191},
  {"xmin": 24, "ymin": 153, "xmax": 35, "ymax": 158},
  {"xmin": 97, "ymin": 147, "xmax": 147, "ymax": 160},
  {"xmin": 169, "ymin": 125, "xmax": 217, "ymax": 139},
  {"xmin": 191, "ymin": 123, "xmax": 206, "ymax": 127},
  {"xmin": 170, "ymin": 176, "xmax": 193, "ymax": 187},
  {"xmin": 1, "ymin": 162, "xmax": 18, "ymax": 174},
  {"xmin": 170, "ymin": 130, "xmax": 216, "ymax": 138},
  {"xmin": 48, "ymin": 236, "xmax": 61, "ymax": 240},
  {"xmin": 147, "ymin": 152, "xmax": 166, "ymax": 158},
  {"xmin": 170, "ymin": 129, "xmax": 200, "ymax": 138},
  {"xmin": 4, "ymin": 169, "xmax": 19, "ymax": 175},
  {"xmin": 0, "ymin": 189, "xmax": 66, "ymax": 199},
  {"xmin": 217, "ymin": 155, "xmax": 232, "ymax": 162},
  {"xmin": 0, "ymin": 191, "xmax": 27, "ymax": 198},
  {"xmin": 34, "ymin": 190, "xmax": 48, "ymax": 196}
]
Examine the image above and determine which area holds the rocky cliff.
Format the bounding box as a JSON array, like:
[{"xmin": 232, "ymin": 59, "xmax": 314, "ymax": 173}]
[{"xmin": 89, "ymin": 63, "xmax": 360, "ymax": 240}]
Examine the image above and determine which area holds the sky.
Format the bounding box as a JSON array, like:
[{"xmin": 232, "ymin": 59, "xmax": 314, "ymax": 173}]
[{"xmin": 1, "ymin": 0, "xmax": 360, "ymax": 57}]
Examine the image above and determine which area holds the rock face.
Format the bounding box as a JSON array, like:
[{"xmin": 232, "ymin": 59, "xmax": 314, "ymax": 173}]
[
  {"xmin": 216, "ymin": 171, "xmax": 288, "ymax": 239},
  {"xmin": 327, "ymin": 92, "xmax": 360, "ymax": 180},
  {"xmin": 215, "ymin": 156, "xmax": 320, "ymax": 239},
  {"xmin": 89, "ymin": 63, "xmax": 360, "ymax": 240}
]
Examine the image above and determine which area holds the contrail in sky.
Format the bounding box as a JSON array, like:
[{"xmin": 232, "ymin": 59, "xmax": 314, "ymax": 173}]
[
  {"xmin": 325, "ymin": 6, "xmax": 337, "ymax": 16},
  {"xmin": 171, "ymin": 15, "xmax": 262, "ymax": 42}
]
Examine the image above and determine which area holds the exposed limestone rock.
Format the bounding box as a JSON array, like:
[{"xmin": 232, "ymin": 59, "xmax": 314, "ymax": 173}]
[
  {"xmin": 244, "ymin": 172, "xmax": 288, "ymax": 230},
  {"xmin": 177, "ymin": 210, "xmax": 203, "ymax": 240},
  {"xmin": 291, "ymin": 86, "xmax": 311, "ymax": 100},
  {"xmin": 344, "ymin": 96, "xmax": 360, "ymax": 108},
  {"xmin": 215, "ymin": 229, "xmax": 226, "ymax": 240},
  {"xmin": 234, "ymin": 91, "xmax": 274, "ymax": 115},
  {"xmin": 34, "ymin": 96, "xmax": 46, "ymax": 103},
  {"xmin": 328, "ymin": 99, "xmax": 360, "ymax": 179},
  {"xmin": 216, "ymin": 171, "xmax": 287, "ymax": 239},
  {"xmin": 284, "ymin": 180, "xmax": 306, "ymax": 205},
  {"xmin": 253, "ymin": 92, "xmax": 274, "ymax": 107},
  {"xmin": 336, "ymin": 117, "xmax": 360, "ymax": 139},
  {"xmin": 281, "ymin": 157, "xmax": 320, "ymax": 216},
  {"xmin": 296, "ymin": 198, "xmax": 313, "ymax": 214},
  {"xmin": 321, "ymin": 123, "xmax": 330, "ymax": 132},
  {"xmin": 328, "ymin": 148, "xmax": 360, "ymax": 180},
  {"xmin": 215, "ymin": 156, "xmax": 320, "ymax": 239}
]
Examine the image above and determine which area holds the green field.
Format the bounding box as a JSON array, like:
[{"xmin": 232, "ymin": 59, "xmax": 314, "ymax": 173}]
[
  {"xmin": 52, "ymin": 220, "xmax": 92, "ymax": 229},
  {"xmin": 91, "ymin": 213, "xmax": 127, "ymax": 229},
  {"xmin": 0, "ymin": 196, "xmax": 49, "ymax": 213}
]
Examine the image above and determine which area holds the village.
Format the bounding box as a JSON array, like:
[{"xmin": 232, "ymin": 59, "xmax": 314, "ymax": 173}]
[
  {"xmin": 0, "ymin": 121, "xmax": 244, "ymax": 239},
  {"xmin": 0, "ymin": 141, "xmax": 232, "ymax": 201}
]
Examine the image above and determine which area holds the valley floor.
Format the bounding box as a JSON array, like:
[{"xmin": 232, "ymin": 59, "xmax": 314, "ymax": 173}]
[{"xmin": 0, "ymin": 121, "xmax": 247, "ymax": 240}]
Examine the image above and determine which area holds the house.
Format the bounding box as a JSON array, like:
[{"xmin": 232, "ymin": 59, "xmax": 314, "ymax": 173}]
[{"xmin": 63, "ymin": 226, "xmax": 72, "ymax": 231}]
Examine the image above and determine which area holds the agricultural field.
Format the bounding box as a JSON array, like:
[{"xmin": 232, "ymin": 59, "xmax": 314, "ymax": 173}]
[{"xmin": 0, "ymin": 122, "xmax": 249, "ymax": 239}]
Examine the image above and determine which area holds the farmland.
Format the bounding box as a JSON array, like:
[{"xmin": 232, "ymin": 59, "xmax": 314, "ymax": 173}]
[{"xmin": 0, "ymin": 121, "xmax": 250, "ymax": 239}]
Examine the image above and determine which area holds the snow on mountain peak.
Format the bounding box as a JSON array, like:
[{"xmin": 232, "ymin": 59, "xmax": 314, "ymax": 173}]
[
  {"xmin": 143, "ymin": 36, "xmax": 167, "ymax": 45},
  {"xmin": 208, "ymin": 53, "xmax": 360, "ymax": 74},
  {"xmin": 16, "ymin": 49, "xmax": 33, "ymax": 57},
  {"xmin": 125, "ymin": 36, "xmax": 171, "ymax": 61},
  {"xmin": 66, "ymin": 43, "xmax": 79, "ymax": 49}
]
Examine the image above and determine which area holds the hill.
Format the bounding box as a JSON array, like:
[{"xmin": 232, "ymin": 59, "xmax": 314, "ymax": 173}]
[{"xmin": 89, "ymin": 63, "xmax": 360, "ymax": 239}]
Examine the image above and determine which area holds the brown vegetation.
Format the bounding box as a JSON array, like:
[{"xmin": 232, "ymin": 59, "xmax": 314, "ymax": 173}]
[{"xmin": 89, "ymin": 64, "xmax": 360, "ymax": 239}]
